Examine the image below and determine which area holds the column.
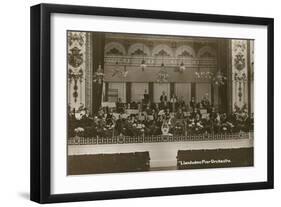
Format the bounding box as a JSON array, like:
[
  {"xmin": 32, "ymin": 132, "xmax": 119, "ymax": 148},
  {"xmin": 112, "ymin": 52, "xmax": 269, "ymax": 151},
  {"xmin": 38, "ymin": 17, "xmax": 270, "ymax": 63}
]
[
  {"xmin": 85, "ymin": 32, "xmax": 93, "ymax": 114},
  {"xmin": 104, "ymin": 82, "xmax": 109, "ymax": 102},
  {"xmin": 92, "ymin": 32, "xmax": 105, "ymax": 114},
  {"xmin": 231, "ymin": 39, "xmax": 249, "ymax": 112},
  {"xmin": 148, "ymin": 82, "xmax": 154, "ymax": 103},
  {"xmin": 191, "ymin": 83, "xmax": 196, "ymax": 101},
  {"xmin": 67, "ymin": 31, "xmax": 87, "ymax": 111},
  {"xmin": 170, "ymin": 82, "xmax": 175, "ymax": 98},
  {"xmin": 217, "ymin": 39, "xmax": 229, "ymax": 113},
  {"xmin": 126, "ymin": 82, "xmax": 131, "ymax": 103}
]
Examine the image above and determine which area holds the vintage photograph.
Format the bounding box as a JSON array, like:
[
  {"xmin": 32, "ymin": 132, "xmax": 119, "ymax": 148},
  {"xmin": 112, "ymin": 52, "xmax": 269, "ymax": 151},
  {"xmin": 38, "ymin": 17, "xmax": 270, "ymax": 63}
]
[{"xmin": 67, "ymin": 31, "xmax": 254, "ymax": 175}]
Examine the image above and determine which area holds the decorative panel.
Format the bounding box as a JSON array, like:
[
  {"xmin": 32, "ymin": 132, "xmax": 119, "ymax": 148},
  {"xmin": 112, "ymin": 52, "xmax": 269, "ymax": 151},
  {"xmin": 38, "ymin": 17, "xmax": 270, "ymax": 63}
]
[
  {"xmin": 85, "ymin": 32, "xmax": 93, "ymax": 114},
  {"xmin": 250, "ymin": 41, "xmax": 254, "ymax": 114},
  {"xmin": 67, "ymin": 32, "xmax": 87, "ymax": 110},
  {"xmin": 231, "ymin": 40, "xmax": 248, "ymax": 110}
]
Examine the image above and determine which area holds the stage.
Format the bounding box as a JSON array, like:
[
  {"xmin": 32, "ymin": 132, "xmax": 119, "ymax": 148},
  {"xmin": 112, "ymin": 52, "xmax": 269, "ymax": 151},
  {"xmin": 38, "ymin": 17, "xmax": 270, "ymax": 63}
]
[{"xmin": 68, "ymin": 132, "xmax": 253, "ymax": 170}]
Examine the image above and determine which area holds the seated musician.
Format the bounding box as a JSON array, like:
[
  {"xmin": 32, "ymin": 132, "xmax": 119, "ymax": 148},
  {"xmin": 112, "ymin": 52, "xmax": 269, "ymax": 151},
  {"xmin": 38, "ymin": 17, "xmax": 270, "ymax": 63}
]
[
  {"xmin": 201, "ymin": 114, "xmax": 212, "ymax": 133},
  {"xmin": 145, "ymin": 105, "xmax": 153, "ymax": 115},
  {"xmin": 143, "ymin": 89, "xmax": 150, "ymax": 104},
  {"xmin": 201, "ymin": 93, "xmax": 210, "ymax": 109},
  {"xmin": 175, "ymin": 108, "xmax": 185, "ymax": 119},
  {"xmin": 246, "ymin": 113, "xmax": 254, "ymax": 131},
  {"xmin": 105, "ymin": 108, "xmax": 115, "ymax": 126},
  {"xmin": 115, "ymin": 115, "xmax": 125, "ymax": 136},
  {"xmin": 189, "ymin": 97, "xmax": 196, "ymax": 110},
  {"xmin": 160, "ymin": 91, "xmax": 167, "ymax": 103},
  {"xmin": 116, "ymin": 98, "xmax": 124, "ymax": 113},
  {"xmin": 170, "ymin": 93, "xmax": 177, "ymax": 112},
  {"xmin": 177, "ymin": 96, "xmax": 186, "ymax": 110},
  {"xmin": 190, "ymin": 107, "xmax": 202, "ymax": 119},
  {"xmin": 159, "ymin": 100, "xmax": 170, "ymax": 110}
]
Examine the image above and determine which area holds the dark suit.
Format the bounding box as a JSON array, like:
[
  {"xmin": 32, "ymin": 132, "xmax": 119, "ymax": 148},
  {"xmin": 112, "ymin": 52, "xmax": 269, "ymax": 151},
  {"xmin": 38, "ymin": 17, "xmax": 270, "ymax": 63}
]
[
  {"xmin": 144, "ymin": 93, "xmax": 150, "ymax": 104},
  {"xmin": 160, "ymin": 95, "xmax": 167, "ymax": 103}
]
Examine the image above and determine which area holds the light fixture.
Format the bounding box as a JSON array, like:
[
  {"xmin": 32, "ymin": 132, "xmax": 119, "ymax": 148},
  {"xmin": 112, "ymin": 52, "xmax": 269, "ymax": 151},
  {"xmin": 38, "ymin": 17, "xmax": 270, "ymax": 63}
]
[
  {"xmin": 178, "ymin": 46, "xmax": 186, "ymax": 73},
  {"xmin": 112, "ymin": 61, "xmax": 129, "ymax": 78},
  {"xmin": 140, "ymin": 59, "xmax": 146, "ymax": 71},
  {"xmin": 212, "ymin": 70, "xmax": 227, "ymax": 85},
  {"xmin": 121, "ymin": 65, "xmax": 128, "ymax": 78},
  {"xmin": 179, "ymin": 61, "xmax": 186, "ymax": 73},
  {"xmin": 93, "ymin": 64, "xmax": 104, "ymax": 84},
  {"xmin": 156, "ymin": 62, "xmax": 169, "ymax": 83},
  {"xmin": 140, "ymin": 43, "xmax": 147, "ymax": 71},
  {"xmin": 195, "ymin": 64, "xmax": 227, "ymax": 85}
]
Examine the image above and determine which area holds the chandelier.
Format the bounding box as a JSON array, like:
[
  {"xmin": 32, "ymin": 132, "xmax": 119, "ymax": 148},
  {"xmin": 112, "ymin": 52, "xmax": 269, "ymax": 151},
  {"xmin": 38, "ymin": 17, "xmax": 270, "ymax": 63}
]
[
  {"xmin": 140, "ymin": 43, "xmax": 147, "ymax": 71},
  {"xmin": 93, "ymin": 64, "xmax": 104, "ymax": 84},
  {"xmin": 112, "ymin": 61, "xmax": 129, "ymax": 78},
  {"xmin": 195, "ymin": 71, "xmax": 214, "ymax": 79},
  {"xmin": 176, "ymin": 47, "xmax": 186, "ymax": 73},
  {"xmin": 140, "ymin": 59, "xmax": 147, "ymax": 71},
  {"xmin": 195, "ymin": 55, "xmax": 227, "ymax": 86},
  {"xmin": 179, "ymin": 61, "xmax": 186, "ymax": 73},
  {"xmin": 121, "ymin": 65, "xmax": 129, "ymax": 78},
  {"xmin": 156, "ymin": 63, "xmax": 169, "ymax": 83},
  {"xmin": 212, "ymin": 70, "xmax": 227, "ymax": 85},
  {"xmin": 195, "ymin": 70, "xmax": 227, "ymax": 86}
]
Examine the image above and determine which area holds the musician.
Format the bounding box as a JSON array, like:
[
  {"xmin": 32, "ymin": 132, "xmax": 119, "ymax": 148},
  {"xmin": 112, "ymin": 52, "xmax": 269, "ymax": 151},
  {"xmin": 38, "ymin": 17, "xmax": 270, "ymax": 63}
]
[
  {"xmin": 105, "ymin": 108, "xmax": 114, "ymax": 126},
  {"xmin": 145, "ymin": 105, "xmax": 153, "ymax": 115},
  {"xmin": 177, "ymin": 96, "xmax": 186, "ymax": 110},
  {"xmin": 159, "ymin": 100, "xmax": 169, "ymax": 110},
  {"xmin": 190, "ymin": 97, "xmax": 196, "ymax": 110},
  {"xmin": 143, "ymin": 89, "xmax": 150, "ymax": 104},
  {"xmin": 160, "ymin": 91, "xmax": 167, "ymax": 103},
  {"xmin": 116, "ymin": 97, "xmax": 124, "ymax": 113},
  {"xmin": 201, "ymin": 93, "xmax": 210, "ymax": 109},
  {"xmin": 175, "ymin": 108, "xmax": 185, "ymax": 119},
  {"xmin": 170, "ymin": 93, "xmax": 177, "ymax": 112}
]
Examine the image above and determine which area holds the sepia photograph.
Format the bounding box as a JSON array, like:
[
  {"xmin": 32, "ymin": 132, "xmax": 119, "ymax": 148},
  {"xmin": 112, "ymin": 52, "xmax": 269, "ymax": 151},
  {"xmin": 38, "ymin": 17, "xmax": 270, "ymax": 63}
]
[{"xmin": 67, "ymin": 31, "xmax": 254, "ymax": 175}]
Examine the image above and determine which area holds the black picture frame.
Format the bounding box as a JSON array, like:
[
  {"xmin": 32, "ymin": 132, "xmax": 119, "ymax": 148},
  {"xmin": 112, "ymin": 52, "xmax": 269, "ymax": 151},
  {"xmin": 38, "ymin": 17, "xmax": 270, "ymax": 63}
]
[{"xmin": 30, "ymin": 3, "xmax": 274, "ymax": 204}]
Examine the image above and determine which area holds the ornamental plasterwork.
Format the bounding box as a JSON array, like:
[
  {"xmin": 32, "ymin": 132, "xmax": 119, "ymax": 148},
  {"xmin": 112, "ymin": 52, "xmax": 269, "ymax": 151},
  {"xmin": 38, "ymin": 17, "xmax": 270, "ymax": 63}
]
[
  {"xmin": 67, "ymin": 31, "xmax": 86, "ymax": 109},
  {"xmin": 104, "ymin": 41, "xmax": 217, "ymax": 68},
  {"xmin": 197, "ymin": 46, "xmax": 216, "ymax": 58},
  {"xmin": 128, "ymin": 43, "xmax": 151, "ymax": 56},
  {"xmin": 175, "ymin": 45, "xmax": 196, "ymax": 58},
  {"xmin": 152, "ymin": 44, "xmax": 174, "ymax": 57},
  {"xmin": 231, "ymin": 40, "xmax": 248, "ymax": 109},
  {"xmin": 105, "ymin": 42, "xmax": 126, "ymax": 56}
]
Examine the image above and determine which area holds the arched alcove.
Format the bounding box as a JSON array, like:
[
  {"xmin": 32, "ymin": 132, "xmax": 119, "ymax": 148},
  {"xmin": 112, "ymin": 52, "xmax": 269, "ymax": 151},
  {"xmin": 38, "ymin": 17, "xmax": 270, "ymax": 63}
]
[
  {"xmin": 197, "ymin": 46, "xmax": 216, "ymax": 58},
  {"xmin": 128, "ymin": 43, "xmax": 150, "ymax": 56},
  {"xmin": 152, "ymin": 44, "xmax": 173, "ymax": 57},
  {"xmin": 175, "ymin": 45, "xmax": 196, "ymax": 58},
  {"xmin": 105, "ymin": 42, "xmax": 126, "ymax": 56}
]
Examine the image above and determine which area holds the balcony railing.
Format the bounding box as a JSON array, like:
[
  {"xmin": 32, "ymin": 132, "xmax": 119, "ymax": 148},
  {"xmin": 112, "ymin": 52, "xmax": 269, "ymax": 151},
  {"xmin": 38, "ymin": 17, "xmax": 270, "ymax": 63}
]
[{"xmin": 68, "ymin": 132, "xmax": 253, "ymax": 145}]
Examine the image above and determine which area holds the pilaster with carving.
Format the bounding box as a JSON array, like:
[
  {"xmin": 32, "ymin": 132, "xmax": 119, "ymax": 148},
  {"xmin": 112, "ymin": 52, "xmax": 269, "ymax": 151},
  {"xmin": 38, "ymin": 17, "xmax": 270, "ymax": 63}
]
[
  {"xmin": 231, "ymin": 40, "xmax": 248, "ymax": 111},
  {"xmin": 67, "ymin": 32, "xmax": 86, "ymax": 110}
]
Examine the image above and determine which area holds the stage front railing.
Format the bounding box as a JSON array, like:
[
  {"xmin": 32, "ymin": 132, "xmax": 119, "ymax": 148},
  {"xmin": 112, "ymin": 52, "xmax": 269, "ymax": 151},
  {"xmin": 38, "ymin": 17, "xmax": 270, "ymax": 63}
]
[{"xmin": 68, "ymin": 132, "xmax": 253, "ymax": 145}]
